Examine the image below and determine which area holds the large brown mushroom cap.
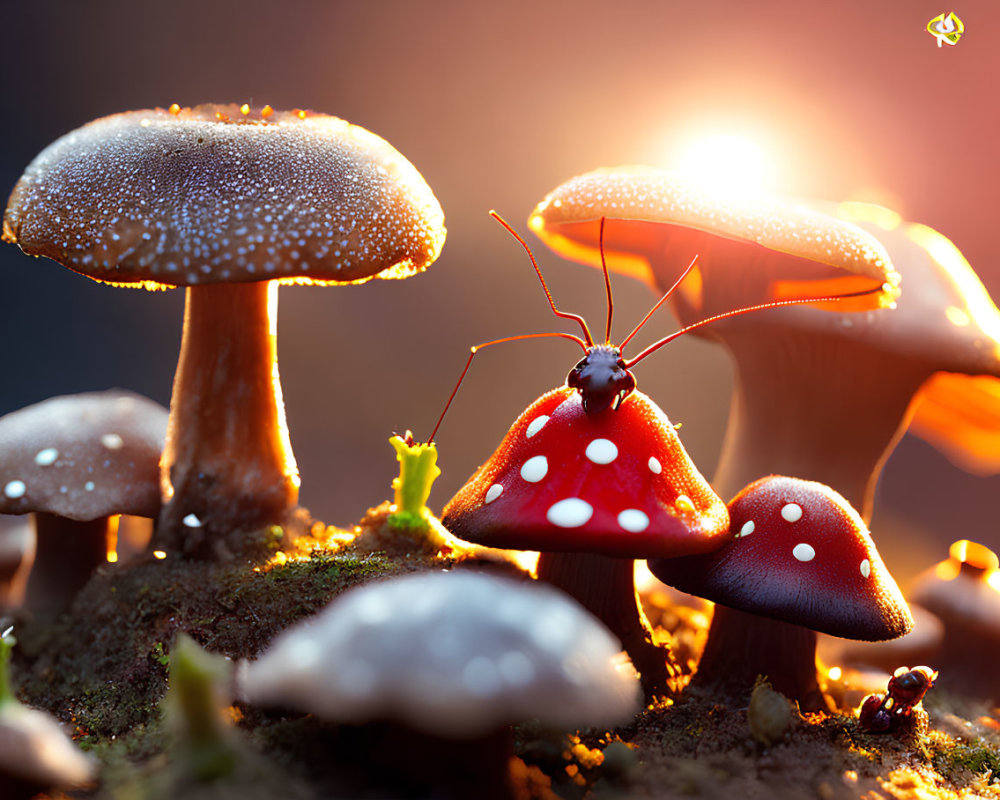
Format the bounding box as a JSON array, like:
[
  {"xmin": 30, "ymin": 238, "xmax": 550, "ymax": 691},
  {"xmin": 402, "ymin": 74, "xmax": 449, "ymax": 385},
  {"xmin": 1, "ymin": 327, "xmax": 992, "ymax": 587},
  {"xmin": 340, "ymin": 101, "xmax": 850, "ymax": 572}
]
[
  {"xmin": 529, "ymin": 166, "xmax": 899, "ymax": 313},
  {"xmin": 0, "ymin": 390, "xmax": 166, "ymax": 521},
  {"xmin": 3, "ymin": 104, "xmax": 445, "ymax": 289}
]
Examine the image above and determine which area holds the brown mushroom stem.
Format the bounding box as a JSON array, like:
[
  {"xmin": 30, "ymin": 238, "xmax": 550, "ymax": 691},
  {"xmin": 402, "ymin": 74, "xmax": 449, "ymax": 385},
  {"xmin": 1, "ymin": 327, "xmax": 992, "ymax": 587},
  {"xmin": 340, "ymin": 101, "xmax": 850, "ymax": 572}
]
[
  {"xmin": 23, "ymin": 513, "xmax": 110, "ymax": 621},
  {"xmin": 156, "ymin": 282, "xmax": 298, "ymax": 557},
  {"xmin": 690, "ymin": 605, "xmax": 830, "ymax": 711},
  {"xmin": 536, "ymin": 552, "xmax": 673, "ymax": 697},
  {"xmin": 712, "ymin": 331, "xmax": 932, "ymax": 519}
]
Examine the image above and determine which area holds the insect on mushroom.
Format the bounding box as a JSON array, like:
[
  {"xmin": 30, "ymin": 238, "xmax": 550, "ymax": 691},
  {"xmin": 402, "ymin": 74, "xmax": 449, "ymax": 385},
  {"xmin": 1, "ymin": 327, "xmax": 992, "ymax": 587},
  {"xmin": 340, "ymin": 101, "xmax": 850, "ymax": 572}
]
[{"xmin": 434, "ymin": 213, "xmax": 890, "ymax": 695}]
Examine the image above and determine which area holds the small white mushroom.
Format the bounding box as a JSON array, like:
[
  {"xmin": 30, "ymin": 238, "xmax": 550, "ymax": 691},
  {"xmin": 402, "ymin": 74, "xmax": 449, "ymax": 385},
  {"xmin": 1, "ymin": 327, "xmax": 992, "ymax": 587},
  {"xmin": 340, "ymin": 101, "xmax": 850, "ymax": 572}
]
[{"xmin": 239, "ymin": 571, "xmax": 640, "ymax": 737}]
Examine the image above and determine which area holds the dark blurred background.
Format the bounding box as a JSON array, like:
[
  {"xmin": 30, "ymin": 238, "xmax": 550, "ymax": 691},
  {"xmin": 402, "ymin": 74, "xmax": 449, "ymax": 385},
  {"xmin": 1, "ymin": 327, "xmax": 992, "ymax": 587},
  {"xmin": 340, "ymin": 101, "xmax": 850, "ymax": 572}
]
[{"xmin": 1, "ymin": 1, "xmax": 997, "ymax": 587}]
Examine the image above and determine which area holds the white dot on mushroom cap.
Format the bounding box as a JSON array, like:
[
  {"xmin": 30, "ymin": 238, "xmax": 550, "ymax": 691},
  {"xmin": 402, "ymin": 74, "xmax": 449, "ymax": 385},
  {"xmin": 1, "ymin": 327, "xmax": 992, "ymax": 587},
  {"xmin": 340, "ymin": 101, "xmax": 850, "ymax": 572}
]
[
  {"xmin": 781, "ymin": 503, "xmax": 803, "ymax": 522},
  {"xmin": 84, "ymin": 481, "xmax": 95, "ymax": 492},
  {"xmin": 34, "ymin": 448, "xmax": 59, "ymax": 466},
  {"xmin": 860, "ymin": 558, "xmax": 871, "ymax": 578},
  {"xmin": 526, "ymin": 415, "xmax": 549, "ymax": 438},
  {"xmin": 617, "ymin": 509, "xmax": 649, "ymax": 533},
  {"xmin": 585, "ymin": 438, "xmax": 618, "ymax": 464},
  {"xmin": 738, "ymin": 520, "xmax": 755, "ymax": 537},
  {"xmin": 648, "ymin": 456, "xmax": 662, "ymax": 474},
  {"xmin": 3, "ymin": 480, "xmax": 26, "ymax": 499},
  {"xmin": 676, "ymin": 495, "xmax": 694, "ymax": 513},
  {"xmin": 498, "ymin": 650, "xmax": 535, "ymax": 686},
  {"xmin": 793, "ymin": 543, "xmax": 816, "ymax": 562},
  {"xmin": 520, "ymin": 455, "xmax": 548, "ymax": 483},
  {"xmin": 183, "ymin": 513, "xmax": 203, "ymax": 528},
  {"xmin": 484, "ymin": 483, "xmax": 503, "ymax": 504},
  {"xmin": 101, "ymin": 433, "xmax": 124, "ymax": 450},
  {"xmin": 462, "ymin": 655, "xmax": 502, "ymax": 697},
  {"xmin": 546, "ymin": 498, "xmax": 593, "ymax": 528}
]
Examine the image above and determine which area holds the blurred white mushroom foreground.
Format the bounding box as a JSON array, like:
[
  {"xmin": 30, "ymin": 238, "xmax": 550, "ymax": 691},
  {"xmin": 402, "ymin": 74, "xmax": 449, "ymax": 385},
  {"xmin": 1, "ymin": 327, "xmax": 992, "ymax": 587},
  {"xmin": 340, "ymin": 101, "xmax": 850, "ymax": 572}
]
[{"xmin": 239, "ymin": 570, "xmax": 640, "ymax": 798}]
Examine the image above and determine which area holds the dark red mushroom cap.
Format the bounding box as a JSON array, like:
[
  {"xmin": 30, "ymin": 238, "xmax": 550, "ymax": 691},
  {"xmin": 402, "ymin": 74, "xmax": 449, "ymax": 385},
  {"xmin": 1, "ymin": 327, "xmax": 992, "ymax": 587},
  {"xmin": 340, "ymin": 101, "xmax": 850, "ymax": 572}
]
[
  {"xmin": 442, "ymin": 386, "xmax": 729, "ymax": 558},
  {"xmin": 649, "ymin": 475, "xmax": 912, "ymax": 640},
  {"xmin": 0, "ymin": 390, "xmax": 166, "ymax": 520},
  {"xmin": 3, "ymin": 104, "xmax": 445, "ymax": 289}
]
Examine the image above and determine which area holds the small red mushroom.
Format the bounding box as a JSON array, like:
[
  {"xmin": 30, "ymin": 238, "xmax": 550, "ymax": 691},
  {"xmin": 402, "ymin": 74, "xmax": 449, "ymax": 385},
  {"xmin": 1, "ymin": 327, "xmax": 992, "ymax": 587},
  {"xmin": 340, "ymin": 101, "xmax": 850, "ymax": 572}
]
[
  {"xmin": 443, "ymin": 386, "xmax": 728, "ymax": 559},
  {"xmin": 443, "ymin": 385, "xmax": 728, "ymax": 695},
  {"xmin": 650, "ymin": 476, "xmax": 912, "ymax": 706}
]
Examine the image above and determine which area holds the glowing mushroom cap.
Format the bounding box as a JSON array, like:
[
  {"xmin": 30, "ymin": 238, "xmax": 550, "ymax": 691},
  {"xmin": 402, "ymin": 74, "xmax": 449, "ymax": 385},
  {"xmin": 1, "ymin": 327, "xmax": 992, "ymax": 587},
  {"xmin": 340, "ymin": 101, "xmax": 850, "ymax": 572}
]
[
  {"xmin": 441, "ymin": 386, "xmax": 729, "ymax": 558},
  {"xmin": 649, "ymin": 476, "xmax": 913, "ymax": 641},
  {"xmin": 0, "ymin": 390, "xmax": 166, "ymax": 520},
  {"xmin": 3, "ymin": 104, "xmax": 446, "ymax": 289},
  {"xmin": 910, "ymin": 539, "xmax": 1000, "ymax": 636},
  {"xmin": 239, "ymin": 570, "xmax": 640, "ymax": 737},
  {"xmin": 528, "ymin": 167, "xmax": 899, "ymax": 313}
]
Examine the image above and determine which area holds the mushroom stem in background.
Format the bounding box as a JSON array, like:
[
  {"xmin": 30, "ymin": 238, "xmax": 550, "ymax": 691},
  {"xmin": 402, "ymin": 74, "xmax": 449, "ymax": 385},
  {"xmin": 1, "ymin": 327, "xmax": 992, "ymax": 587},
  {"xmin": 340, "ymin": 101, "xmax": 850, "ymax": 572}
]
[
  {"xmin": 712, "ymin": 340, "xmax": 932, "ymax": 517},
  {"xmin": 23, "ymin": 514, "xmax": 110, "ymax": 621},
  {"xmin": 157, "ymin": 282, "xmax": 297, "ymax": 556},
  {"xmin": 535, "ymin": 552, "xmax": 672, "ymax": 695}
]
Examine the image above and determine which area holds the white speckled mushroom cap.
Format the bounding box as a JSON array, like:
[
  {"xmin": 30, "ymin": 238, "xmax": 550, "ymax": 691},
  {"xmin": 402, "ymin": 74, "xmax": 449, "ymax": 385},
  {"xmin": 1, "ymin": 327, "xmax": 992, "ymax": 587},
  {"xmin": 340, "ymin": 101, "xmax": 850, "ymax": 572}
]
[
  {"xmin": 0, "ymin": 702, "xmax": 96, "ymax": 791},
  {"xmin": 529, "ymin": 166, "xmax": 898, "ymax": 312},
  {"xmin": 239, "ymin": 571, "xmax": 641, "ymax": 737},
  {"xmin": 3, "ymin": 104, "xmax": 446, "ymax": 289},
  {"xmin": 0, "ymin": 390, "xmax": 166, "ymax": 520}
]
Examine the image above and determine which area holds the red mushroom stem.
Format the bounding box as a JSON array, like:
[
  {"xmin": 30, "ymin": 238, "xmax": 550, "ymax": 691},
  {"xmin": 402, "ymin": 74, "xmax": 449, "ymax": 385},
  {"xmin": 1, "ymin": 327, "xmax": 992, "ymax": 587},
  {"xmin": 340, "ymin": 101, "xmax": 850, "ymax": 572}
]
[
  {"xmin": 536, "ymin": 551, "xmax": 673, "ymax": 696},
  {"xmin": 156, "ymin": 281, "xmax": 298, "ymax": 556}
]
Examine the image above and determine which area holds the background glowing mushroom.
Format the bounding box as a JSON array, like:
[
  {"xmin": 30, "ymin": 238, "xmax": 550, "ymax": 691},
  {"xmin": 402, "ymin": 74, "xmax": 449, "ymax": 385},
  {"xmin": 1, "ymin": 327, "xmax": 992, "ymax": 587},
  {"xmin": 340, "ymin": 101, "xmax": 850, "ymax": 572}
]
[{"xmin": 3, "ymin": 104, "xmax": 446, "ymax": 558}]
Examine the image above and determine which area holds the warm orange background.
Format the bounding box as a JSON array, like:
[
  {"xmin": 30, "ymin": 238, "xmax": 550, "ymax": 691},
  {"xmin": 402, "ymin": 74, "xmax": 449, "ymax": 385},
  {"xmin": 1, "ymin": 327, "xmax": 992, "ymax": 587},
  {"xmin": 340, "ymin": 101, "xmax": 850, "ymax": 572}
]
[{"xmin": 1, "ymin": 1, "xmax": 997, "ymax": 586}]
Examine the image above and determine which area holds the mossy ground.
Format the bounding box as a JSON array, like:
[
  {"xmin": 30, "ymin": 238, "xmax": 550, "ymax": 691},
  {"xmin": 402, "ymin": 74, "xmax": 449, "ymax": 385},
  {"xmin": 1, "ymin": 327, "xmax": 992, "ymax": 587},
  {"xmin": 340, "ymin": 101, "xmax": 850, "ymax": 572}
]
[{"xmin": 6, "ymin": 508, "xmax": 1000, "ymax": 800}]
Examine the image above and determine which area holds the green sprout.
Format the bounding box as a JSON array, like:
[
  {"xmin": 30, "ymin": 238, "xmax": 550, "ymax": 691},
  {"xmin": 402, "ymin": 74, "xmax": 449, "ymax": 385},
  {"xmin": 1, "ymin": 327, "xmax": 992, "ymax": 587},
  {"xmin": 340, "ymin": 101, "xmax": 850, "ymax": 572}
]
[
  {"xmin": 387, "ymin": 432, "xmax": 441, "ymax": 533},
  {"xmin": 165, "ymin": 633, "xmax": 240, "ymax": 782},
  {"xmin": 0, "ymin": 627, "xmax": 15, "ymax": 708}
]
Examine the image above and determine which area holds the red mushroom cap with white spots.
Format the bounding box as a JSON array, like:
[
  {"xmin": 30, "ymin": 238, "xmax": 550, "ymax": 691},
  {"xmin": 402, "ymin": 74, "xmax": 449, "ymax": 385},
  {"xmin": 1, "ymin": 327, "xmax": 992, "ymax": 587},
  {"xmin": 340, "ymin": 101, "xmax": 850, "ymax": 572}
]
[
  {"xmin": 649, "ymin": 475, "xmax": 913, "ymax": 640},
  {"xmin": 442, "ymin": 386, "xmax": 729, "ymax": 558}
]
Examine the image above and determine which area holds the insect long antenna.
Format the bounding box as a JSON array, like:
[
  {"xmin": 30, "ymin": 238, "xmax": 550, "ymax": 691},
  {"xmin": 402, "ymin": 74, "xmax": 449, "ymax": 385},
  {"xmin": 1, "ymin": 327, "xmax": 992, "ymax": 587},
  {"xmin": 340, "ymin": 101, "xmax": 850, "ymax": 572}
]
[
  {"xmin": 622, "ymin": 285, "xmax": 885, "ymax": 369},
  {"xmin": 490, "ymin": 211, "xmax": 595, "ymax": 347},
  {"xmin": 599, "ymin": 217, "xmax": 614, "ymax": 344},
  {"xmin": 620, "ymin": 254, "xmax": 699, "ymax": 354},
  {"xmin": 427, "ymin": 331, "xmax": 589, "ymax": 444}
]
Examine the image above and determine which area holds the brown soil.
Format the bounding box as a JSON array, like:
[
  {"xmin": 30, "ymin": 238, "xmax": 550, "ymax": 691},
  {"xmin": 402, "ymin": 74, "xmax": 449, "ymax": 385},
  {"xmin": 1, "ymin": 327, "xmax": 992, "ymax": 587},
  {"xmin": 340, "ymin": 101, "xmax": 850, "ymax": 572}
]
[{"xmin": 6, "ymin": 507, "xmax": 1000, "ymax": 800}]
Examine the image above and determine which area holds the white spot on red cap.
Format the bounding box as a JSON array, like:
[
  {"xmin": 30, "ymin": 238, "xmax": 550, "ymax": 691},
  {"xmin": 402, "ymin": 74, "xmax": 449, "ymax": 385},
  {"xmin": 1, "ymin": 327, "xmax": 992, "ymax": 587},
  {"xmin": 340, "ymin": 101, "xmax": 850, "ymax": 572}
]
[
  {"xmin": 183, "ymin": 513, "xmax": 203, "ymax": 528},
  {"xmin": 84, "ymin": 481, "xmax": 95, "ymax": 491},
  {"xmin": 34, "ymin": 448, "xmax": 58, "ymax": 466},
  {"xmin": 101, "ymin": 433, "xmax": 124, "ymax": 450},
  {"xmin": 3, "ymin": 480, "xmax": 26, "ymax": 499},
  {"xmin": 860, "ymin": 558, "xmax": 871, "ymax": 578},
  {"xmin": 617, "ymin": 509, "xmax": 649, "ymax": 533},
  {"xmin": 648, "ymin": 457, "xmax": 662, "ymax": 474},
  {"xmin": 738, "ymin": 520, "xmax": 755, "ymax": 537},
  {"xmin": 484, "ymin": 484, "xmax": 503, "ymax": 504},
  {"xmin": 526, "ymin": 415, "xmax": 549, "ymax": 439},
  {"xmin": 676, "ymin": 495, "xmax": 694, "ymax": 513},
  {"xmin": 520, "ymin": 455, "xmax": 548, "ymax": 483},
  {"xmin": 546, "ymin": 498, "xmax": 593, "ymax": 528},
  {"xmin": 781, "ymin": 503, "xmax": 803, "ymax": 522},
  {"xmin": 585, "ymin": 438, "xmax": 618, "ymax": 465},
  {"xmin": 793, "ymin": 543, "xmax": 815, "ymax": 562}
]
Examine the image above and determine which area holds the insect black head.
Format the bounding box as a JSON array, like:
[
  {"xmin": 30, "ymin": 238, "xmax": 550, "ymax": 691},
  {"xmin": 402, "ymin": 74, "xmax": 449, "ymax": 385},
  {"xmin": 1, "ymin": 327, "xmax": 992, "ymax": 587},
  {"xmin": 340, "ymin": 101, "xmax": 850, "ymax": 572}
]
[{"xmin": 566, "ymin": 344, "xmax": 636, "ymax": 414}]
